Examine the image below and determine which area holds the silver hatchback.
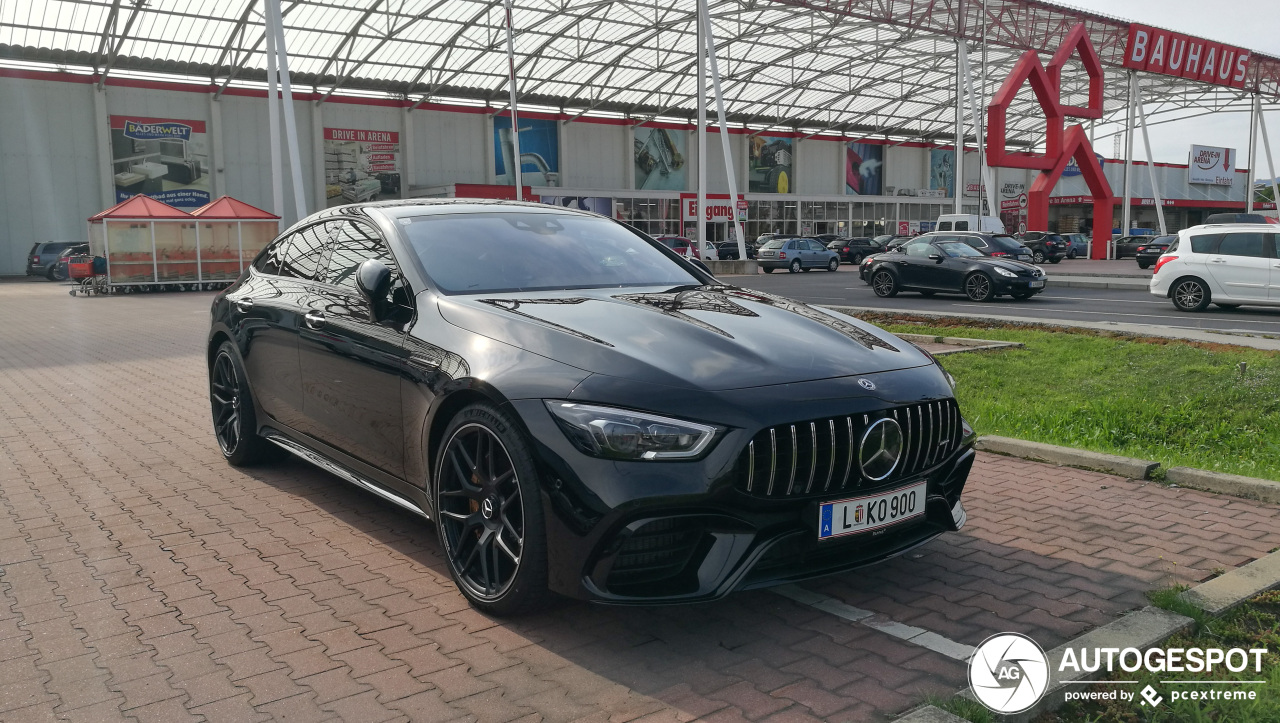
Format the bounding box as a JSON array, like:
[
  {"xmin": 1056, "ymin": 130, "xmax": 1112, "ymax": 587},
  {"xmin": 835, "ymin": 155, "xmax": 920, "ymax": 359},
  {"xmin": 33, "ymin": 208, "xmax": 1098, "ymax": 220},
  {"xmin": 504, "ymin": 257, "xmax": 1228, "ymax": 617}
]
[{"xmin": 758, "ymin": 237, "xmax": 841, "ymax": 273}]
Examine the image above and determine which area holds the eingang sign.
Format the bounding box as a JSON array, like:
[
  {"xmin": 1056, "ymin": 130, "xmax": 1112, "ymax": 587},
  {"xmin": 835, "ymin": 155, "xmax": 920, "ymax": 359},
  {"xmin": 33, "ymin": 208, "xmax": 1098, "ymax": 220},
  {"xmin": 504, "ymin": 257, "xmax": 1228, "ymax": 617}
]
[{"xmin": 1188, "ymin": 145, "xmax": 1236, "ymax": 186}]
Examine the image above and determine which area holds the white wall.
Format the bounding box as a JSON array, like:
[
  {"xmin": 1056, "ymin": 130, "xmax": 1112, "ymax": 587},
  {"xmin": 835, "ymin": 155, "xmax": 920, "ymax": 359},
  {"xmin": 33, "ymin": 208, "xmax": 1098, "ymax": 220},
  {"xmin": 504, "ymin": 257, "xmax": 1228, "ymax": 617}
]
[
  {"xmin": 562, "ymin": 121, "xmax": 628, "ymax": 189},
  {"xmin": 794, "ymin": 138, "xmax": 841, "ymax": 195},
  {"xmin": 0, "ymin": 77, "xmax": 101, "ymax": 274},
  {"xmin": 885, "ymin": 146, "xmax": 927, "ymax": 193},
  {"xmin": 219, "ymin": 93, "xmax": 317, "ymax": 225},
  {"xmin": 411, "ymin": 108, "xmax": 488, "ymax": 187}
]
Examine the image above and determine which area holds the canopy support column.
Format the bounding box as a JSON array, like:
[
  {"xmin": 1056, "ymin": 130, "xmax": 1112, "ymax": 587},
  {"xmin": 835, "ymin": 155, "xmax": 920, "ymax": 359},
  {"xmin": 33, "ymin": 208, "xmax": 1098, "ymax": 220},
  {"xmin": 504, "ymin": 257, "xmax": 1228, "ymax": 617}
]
[
  {"xmin": 1134, "ymin": 82, "xmax": 1166, "ymax": 235},
  {"xmin": 700, "ymin": 0, "xmax": 746, "ymax": 260},
  {"xmin": 1120, "ymin": 70, "xmax": 1136, "ymax": 256},
  {"xmin": 503, "ymin": 0, "xmax": 523, "ymax": 196}
]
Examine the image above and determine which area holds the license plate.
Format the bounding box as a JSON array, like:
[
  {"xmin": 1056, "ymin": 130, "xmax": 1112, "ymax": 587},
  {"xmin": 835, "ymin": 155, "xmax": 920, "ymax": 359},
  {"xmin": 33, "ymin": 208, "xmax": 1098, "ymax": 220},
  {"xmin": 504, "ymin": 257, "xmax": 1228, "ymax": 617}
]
[
  {"xmin": 818, "ymin": 481, "xmax": 926, "ymax": 539},
  {"xmin": 1018, "ymin": 255, "xmax": 1030, "ymax": 261},
  {"xmin": 762, "ymin": 251, "xmax": 775, "ymax": 257},
  {"xmin": 1029, "ymin": 280, "xmax": 1044, "ymax": 288}
]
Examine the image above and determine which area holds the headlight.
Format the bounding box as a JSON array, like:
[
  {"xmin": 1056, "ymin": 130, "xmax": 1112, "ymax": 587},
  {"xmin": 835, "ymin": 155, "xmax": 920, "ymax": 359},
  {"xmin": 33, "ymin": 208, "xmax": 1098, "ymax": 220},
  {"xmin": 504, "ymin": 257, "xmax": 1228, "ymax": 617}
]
[
  {"xmin": 993, "ymin": 266, "xmax": 1018, "ymax": 277},
  {"xmin": 545, "ymin": 402, "xmax": 721, "ymax": 460}
]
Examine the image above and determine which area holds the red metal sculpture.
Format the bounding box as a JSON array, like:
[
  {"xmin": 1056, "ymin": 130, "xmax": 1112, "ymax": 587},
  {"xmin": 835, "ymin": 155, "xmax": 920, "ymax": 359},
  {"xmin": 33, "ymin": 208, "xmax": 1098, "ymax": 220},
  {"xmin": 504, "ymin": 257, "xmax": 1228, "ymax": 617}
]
[{"xmin": 987, "ymin": 22, "xmax": 1113, "ymax": 259}]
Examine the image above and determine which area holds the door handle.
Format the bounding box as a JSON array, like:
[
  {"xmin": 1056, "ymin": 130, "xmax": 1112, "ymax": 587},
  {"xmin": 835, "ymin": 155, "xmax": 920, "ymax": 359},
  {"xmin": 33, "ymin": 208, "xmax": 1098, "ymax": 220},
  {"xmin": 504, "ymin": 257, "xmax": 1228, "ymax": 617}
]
[
  {"xmin": 1210, "ymin": 258, "xmax": 1226, "ymax": 264},
  {"xmin": 233, "ymin": 298, "xmax": 254, "ymax": 313},
  {"xmin": 304, "ymin": 310, "xmax": 325, "ymax": 329}
]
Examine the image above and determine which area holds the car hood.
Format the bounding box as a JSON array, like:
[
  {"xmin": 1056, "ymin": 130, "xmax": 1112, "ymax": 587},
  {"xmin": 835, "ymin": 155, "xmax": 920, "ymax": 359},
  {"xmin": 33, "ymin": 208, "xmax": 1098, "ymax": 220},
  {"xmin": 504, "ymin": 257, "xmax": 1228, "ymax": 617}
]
[{"xmin": 435, "ymin": 285, "xmax": 929, "ymax": 392}]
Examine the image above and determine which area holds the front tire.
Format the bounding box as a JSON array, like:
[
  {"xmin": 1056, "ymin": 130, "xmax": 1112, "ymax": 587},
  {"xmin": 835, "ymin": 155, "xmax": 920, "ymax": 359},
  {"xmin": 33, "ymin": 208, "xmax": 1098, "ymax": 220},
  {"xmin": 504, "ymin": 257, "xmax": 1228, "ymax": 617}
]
[
  {"xmin": 210, "ymin": 342, "xmax": 274, "ymax": 466},
  {"xmin": 1171, "ymin": 278, "xmax": 1211, "ymax": 312},
  {"xmin": 871, "ymin": 270, "xmax": 898, "ymax": 297},
  {"xmin": 789, "ymin": 259, "xmax": 801, "ymax": 274},
  {"xmin": 827, "ymin": 258, "xmax": 839, "ymax": 272},
  {"xmin": 964, "ymin": 273, "xmax": 995, "ymax": 302},
  {"xmin": 434, "ymin": 403, "xmax": 549, "ymax": 616}
]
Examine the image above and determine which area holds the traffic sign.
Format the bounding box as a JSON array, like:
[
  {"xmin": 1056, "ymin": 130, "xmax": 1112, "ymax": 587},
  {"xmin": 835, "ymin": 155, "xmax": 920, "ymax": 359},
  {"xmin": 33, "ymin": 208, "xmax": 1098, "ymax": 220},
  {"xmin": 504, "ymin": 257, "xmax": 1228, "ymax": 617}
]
[{"xmin": 1017, "ymin": 193, "xmax": 1028, "ymax": 209}]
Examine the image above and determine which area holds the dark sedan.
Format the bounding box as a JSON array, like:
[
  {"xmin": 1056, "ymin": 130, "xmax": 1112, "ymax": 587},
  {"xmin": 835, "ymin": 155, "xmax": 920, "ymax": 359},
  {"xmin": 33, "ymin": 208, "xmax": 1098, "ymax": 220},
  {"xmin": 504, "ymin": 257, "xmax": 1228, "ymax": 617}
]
[
  {"xmin": 715, "ymin": 241, "xmax": 756, "ymax": 260},
  {"xmin": 1134, "ymin": 235, "xmax": 1176, "ymax": 269},
  {"xmin": 864, "ymin": 237, "xmax": 1046, "ymax": 301},
  {"xmin": 208, "ymin": 200, "xmax": 973, "ymax": 614},
  {"xmin": 1112, "ymin": 235, "xmax": 1150, "ymax": 259},
  {"xmin": 827, "ymin": 237, "xmax": 879, "ymax": 264}
]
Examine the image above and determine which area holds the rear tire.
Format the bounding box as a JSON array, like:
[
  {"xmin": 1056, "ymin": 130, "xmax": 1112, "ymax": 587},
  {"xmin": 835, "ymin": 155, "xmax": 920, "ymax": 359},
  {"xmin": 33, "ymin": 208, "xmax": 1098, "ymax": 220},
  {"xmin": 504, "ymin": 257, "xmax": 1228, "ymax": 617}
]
[
  {"xmin": 1171, "ymin": 278, "xmax": 1211, "ymax": 312},
  {"xmin": 210, "ymin": 342, "xmax": 274, "ymax": 467},
  {"xmin": 871, "ymin": 270, "xmax": 898, "ymax": 297},
  {"xmin": 850, "ymin": 253, "xmax": 863, "ymax": 265},
  {"xmin": 762, "ymin": 267, "xmax": 775, "ymax": 273},
  {"xmin": 1048, "ymin": 258, "xmax": 1062, "ymax": 264},
  {"xmin": 1032, "ymin": 250, "xmax": 1046, "ymax": 264},
  {"xmin": 434, "ymin": 402, "xmax": 550, "ymax": 616},
  {"xmin": 789, "ymin": 259, "xmax": 801, "ymax": 273},
  {"xmin": 1137, "ymin": 261, "xmax": 1151, "ymax": 269},
  {"xmin": 964, "ymin": 273, "xmax": 995, "ymax": 302}
]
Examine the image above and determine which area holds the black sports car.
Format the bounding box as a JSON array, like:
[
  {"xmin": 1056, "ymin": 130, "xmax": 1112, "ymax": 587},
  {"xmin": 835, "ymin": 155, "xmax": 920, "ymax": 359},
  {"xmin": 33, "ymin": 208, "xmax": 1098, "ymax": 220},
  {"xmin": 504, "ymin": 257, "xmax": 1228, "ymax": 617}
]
[
  {"xmin": 208, "ymin": 200, "xmax": 973, "ymax": 613},
  {"xmin": 865, "ymin": 236, "xmax": 1046, "ymax": 301}
]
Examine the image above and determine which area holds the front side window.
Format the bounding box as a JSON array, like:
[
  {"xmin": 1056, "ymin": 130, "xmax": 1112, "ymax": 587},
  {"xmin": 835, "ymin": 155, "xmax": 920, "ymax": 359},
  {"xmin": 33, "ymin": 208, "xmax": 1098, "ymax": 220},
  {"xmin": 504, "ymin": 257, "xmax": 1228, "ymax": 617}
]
[
  {"xmin": 905, "ymin": 242, "xmax": 934, "ymax": 257},
  {"xmin": 400, "ymin": 212, "xmax": 700, "ymax": 295},
  {"xmin": 324, "ymin": 220, "xmax": 397, "ymax": 292},
  {"xmin": 1216, "ymin": 233, "xmax": 1267, "ymax": 258}
]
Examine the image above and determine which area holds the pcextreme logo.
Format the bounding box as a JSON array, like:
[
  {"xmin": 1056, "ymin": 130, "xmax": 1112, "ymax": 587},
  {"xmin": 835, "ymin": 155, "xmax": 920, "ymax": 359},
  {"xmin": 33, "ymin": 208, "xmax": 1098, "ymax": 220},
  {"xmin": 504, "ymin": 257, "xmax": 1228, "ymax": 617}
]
[{"xmin": 969, "ymin": 632, "xmax": 1270, "ymax": 714}]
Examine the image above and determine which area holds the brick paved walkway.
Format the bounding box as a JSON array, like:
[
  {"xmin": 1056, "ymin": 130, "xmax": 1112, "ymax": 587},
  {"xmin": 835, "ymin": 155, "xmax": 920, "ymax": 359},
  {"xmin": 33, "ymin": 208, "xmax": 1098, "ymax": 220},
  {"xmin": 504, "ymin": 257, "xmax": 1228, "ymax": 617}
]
[{"xmin": 1, "ymin": 280, "xmax": 1278, "ymax": 722}]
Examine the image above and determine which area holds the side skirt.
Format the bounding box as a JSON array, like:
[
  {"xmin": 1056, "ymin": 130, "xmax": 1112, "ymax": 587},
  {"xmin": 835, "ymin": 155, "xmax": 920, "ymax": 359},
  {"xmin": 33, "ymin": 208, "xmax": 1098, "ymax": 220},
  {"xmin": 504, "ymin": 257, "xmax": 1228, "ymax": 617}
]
[{"xmin": 261, "ymin": 430, "xmax": 430, "ymax": 520}]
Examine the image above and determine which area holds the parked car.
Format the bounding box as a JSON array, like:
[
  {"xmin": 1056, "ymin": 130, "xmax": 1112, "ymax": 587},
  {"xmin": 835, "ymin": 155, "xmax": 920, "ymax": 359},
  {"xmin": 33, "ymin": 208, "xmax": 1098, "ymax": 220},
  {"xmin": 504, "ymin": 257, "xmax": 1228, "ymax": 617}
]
[
  {"xmin": 715, "ymin": 241, "xmax": 756, "ymax": 260},
  {"xmin": 1112, "ymin": 235, "xmax": 1150, "ymax": 259},
  {"xmin": 1150, "ymin": 224, "xmax": 1280, "ymax": 312},
  {"xmin": 50, "ymin": 243, "xmax": 90, "ymax": 281},
  {"xmin": 757, "ymin": 237, "xmax": 841, "ymax": 273},
  {"xmin": 208, "ymin": 199, "xmax": 974, "ymax": 612},
  {"xmin": 27, "ymin": 241, "xmax": 81, "ymax": 279},
  {"xmin": 1062, "ymin": 233, "xmax": 1088, "ymax": 259},
  {"xmin": 931, "ymin": 232, "xmax": 1032, "ymax": 263},
  {"xmin": 1018, "ymin": 232, "xmax": 1068, "ymax": 264},
  {"xmin": 656, "ymin": 235, "xmax": 716, "ymax": 259},
  {"xmin": 935, "ymin": 215, "xmax": 1006, "ymax": 234},
  {"xmin": 755, "ymin": 232, "xmax": 798, "ymax": 248},
  {"xmin": 1134, "ymin": 235, "xmax": 1177, "ymax": 269},
  {"xmin": 864, "ymin": 237, "xmax": 1046, "ymax": 301},
  {"xmin": 827, "ymin": 237, "xmax": 879, "ymax": 264}
]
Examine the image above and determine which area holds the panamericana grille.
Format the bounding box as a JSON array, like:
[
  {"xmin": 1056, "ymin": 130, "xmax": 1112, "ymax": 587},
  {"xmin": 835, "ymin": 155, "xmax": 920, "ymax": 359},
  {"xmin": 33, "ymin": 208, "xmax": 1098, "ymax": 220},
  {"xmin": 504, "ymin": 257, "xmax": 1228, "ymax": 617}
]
[{"xmin": 737, "ymin": 399, "xmax": 962, "ymax": 499}]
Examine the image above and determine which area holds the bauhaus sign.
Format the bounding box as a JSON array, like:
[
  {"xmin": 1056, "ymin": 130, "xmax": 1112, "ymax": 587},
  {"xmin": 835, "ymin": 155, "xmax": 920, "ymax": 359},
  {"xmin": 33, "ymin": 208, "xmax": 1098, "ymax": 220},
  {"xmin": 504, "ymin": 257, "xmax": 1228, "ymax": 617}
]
[{"xmin": 1122, "ymin": 25, "xmax": 1250, "ymax": 89}]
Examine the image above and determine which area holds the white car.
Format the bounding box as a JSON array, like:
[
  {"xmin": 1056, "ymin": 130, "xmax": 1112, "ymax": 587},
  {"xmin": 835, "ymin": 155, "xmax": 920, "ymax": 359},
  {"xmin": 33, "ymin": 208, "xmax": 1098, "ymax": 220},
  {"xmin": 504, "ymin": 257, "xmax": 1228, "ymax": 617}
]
[{"xmin": 1149, "ymin": 223, "xmax": 1280, "ymax": 311}]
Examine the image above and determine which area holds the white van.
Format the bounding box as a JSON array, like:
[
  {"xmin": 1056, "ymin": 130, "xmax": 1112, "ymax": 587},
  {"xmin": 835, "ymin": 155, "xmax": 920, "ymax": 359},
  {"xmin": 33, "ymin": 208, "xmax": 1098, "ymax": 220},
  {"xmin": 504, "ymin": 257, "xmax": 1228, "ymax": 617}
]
[{"xmin": 936, "ymin": 215, "xmax": 1006, "ymax": 234}]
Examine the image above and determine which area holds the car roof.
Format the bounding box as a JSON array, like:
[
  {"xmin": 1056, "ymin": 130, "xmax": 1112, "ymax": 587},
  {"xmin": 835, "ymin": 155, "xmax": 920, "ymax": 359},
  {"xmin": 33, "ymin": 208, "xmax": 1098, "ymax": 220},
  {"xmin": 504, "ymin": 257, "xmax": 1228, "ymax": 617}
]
[
  {"xmin": 1187, "ymin": 223, "xmax": 1279, "ymax": 231},
  {"xmin": 322, "ymin": 198, "xmax": 600, "ymax": 224}
]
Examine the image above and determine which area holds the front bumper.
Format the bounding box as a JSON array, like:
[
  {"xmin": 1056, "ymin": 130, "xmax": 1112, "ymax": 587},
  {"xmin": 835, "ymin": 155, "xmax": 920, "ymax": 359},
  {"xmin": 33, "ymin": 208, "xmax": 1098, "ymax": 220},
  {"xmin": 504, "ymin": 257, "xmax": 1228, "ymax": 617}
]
[
  {"xmin": 993, "ymin": 276, "xmax": 1046, "ymax": 294},
  {"xmin": 508, "ymin": 371, "xmax": 975, "ymax": 604}
]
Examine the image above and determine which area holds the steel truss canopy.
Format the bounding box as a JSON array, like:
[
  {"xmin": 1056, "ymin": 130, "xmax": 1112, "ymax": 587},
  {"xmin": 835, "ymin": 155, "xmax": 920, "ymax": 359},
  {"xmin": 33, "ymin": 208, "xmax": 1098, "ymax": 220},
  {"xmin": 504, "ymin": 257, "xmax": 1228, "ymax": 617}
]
[{"xmin": 3, "ymin": 0, "xmax": 1278, "ymax": 149}]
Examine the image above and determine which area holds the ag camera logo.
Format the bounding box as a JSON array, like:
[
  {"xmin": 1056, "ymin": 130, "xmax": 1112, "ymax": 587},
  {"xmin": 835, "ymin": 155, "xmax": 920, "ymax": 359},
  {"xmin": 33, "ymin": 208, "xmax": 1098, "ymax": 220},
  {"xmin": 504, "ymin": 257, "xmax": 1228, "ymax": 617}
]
[{"xmin": 969, "ymin": 633, "xmax": 1050, "ymax": 714}]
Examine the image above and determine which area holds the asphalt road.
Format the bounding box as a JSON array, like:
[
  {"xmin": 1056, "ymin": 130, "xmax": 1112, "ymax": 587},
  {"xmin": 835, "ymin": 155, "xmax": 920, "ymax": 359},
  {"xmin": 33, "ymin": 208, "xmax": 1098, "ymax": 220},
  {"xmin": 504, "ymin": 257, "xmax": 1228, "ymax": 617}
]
[{"xmin": 731, "ymin": 266, "xmax": 1280, "ymax": 336}]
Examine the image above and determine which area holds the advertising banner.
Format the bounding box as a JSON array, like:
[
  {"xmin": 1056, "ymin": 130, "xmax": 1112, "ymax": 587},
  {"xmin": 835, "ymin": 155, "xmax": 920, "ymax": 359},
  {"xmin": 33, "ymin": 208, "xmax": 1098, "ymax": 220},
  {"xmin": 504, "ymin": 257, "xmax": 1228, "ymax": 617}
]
[
  {"xmin": 1062, "ymin": 152, "xmax": 1106, "ymax": 178},
  {"xmin": 108, "ymin": 116, "xmax": 211, "ymax": 208},
  {"xmin": 323, "ymin": 127, "xmax": 401, "ymax": 208},
  {"xmin": 540, "ymin": 196, "xmax": 614, "ymax": 217},
  {"xmin": 845, "ymin": 142, "xmax": 883, "ymax": 195},
  {"xmin": 1188, "ymin": 145, "xmax": 1236, "ymax": 186},
  {"xmin": 1123, "ymin": 24, "xmax": 1249, "ymax": 89},
  {"xmin": 929, "ymin": 149, "xmax": 955, "ymax": 197},
  {"xmin": 633, "ymin": 127, "xmax": 687, "ymax": 190},
  {"xmin": 495, "ymin": 116, "xmax": 560, "ymax": 187},
  {"xmin": 748, "ymin": 136, "xmax": 793, "ymax": 193}
]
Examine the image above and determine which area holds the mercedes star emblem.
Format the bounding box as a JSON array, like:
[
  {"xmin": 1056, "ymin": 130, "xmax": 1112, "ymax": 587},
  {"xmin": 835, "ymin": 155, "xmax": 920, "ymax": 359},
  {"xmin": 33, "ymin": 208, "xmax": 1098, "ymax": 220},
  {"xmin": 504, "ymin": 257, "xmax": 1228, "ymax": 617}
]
[
  {"xmin": 859, "ymin": 418, "xmax": 903, "ymax": 481},
  {"xmin": 481, "ymin": 498, "xmax": 495, "ymax": 519},
  {"xmin": 858, "ymin": 379, "xmax": 877, "ymax": 391}
]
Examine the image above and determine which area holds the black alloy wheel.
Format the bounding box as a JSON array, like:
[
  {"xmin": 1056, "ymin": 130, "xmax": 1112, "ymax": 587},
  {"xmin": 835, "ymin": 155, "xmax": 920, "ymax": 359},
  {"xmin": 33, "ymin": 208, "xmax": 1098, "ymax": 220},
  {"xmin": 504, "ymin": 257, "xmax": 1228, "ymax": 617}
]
[
  {"xmin": 871, "ymin": 270, "xmax": 898, "ymax": 297},
  {"xmin": 210, "ymin": 342, "xmax": 272, "ymax": 466},
  {"xmin": 789, "ymin": 259, "xmax": 802, "ymax": 273},
  {"xmin": 827, "ymin": 257, "xmax": 839, "ymax": 272},
  {"xmin": 1172, "ymin": 279, "xmax": 1211, "ymax": 312},
  {"xmin": 435, "ymin": 403, "xmax": 548, "ymax": 615},
  {"xmin": 964, "ymin": 272, "xmax": 994, "ymax": 302}
]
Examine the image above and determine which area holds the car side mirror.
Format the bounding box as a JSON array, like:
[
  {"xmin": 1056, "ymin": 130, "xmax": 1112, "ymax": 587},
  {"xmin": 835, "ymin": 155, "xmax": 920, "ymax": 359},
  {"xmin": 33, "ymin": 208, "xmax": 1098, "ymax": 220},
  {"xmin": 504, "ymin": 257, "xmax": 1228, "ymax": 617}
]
[
  {"xmin": 928, "ymin": 254, "xmax": 943, "ymax": 263},
  {"xmin": 356, "ymin": 258, "xmax": 394, "ymax": 321}
]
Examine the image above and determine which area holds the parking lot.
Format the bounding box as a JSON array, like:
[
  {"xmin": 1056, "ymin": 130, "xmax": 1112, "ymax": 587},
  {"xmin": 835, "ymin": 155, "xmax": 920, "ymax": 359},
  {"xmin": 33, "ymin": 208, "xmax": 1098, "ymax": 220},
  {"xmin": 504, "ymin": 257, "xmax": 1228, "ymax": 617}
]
[{"xmin": 3, "ymin": 279, "xmax": 1279, "ymax": 722}]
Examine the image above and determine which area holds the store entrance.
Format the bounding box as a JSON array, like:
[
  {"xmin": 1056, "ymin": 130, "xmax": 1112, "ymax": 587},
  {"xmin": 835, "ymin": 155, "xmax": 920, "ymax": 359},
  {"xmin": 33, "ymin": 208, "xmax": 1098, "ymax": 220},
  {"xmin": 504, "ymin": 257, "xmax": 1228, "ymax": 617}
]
[{"xmin": 707, "ymin": 222, "xmax": 727, "ymax": 243}]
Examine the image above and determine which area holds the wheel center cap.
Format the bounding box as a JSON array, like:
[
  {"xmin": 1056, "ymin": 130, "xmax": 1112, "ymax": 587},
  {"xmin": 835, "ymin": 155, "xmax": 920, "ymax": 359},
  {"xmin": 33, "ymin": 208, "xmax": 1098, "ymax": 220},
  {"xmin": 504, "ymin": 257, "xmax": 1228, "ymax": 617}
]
[{"xmin": 481, "ymin": 498, "xmax": 495, "ymax": 519}]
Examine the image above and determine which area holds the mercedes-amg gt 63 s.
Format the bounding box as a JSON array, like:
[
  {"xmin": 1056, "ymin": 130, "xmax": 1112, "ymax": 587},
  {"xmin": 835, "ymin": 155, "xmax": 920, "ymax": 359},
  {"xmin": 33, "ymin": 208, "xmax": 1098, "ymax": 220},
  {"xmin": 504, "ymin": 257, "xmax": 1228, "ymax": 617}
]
[{"xmin": 208, "ymin": 200, "xmax": 974, "ymax": 614}]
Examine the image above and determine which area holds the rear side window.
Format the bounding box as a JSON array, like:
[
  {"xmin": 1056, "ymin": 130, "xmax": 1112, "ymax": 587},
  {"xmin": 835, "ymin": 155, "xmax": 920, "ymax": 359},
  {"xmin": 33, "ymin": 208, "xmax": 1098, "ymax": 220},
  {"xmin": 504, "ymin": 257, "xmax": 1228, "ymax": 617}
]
[
  {"xmin": 252, "ymin": 237, "xmax": 288, "ymax": 275},
  {"xmin": 960, "ymin": 237, "xmax": 983, "ymax": 249},
  {"xmin": 1189, "ymin": 234, "xmax": 1219, "ymax": 254},
  {"xmin": 279, "ymin": 224, "xmax": 330, "ymax": 280},
  {"xmin": 1216, "ymin": 233, "xmax": 1267, "ymax": 258}
]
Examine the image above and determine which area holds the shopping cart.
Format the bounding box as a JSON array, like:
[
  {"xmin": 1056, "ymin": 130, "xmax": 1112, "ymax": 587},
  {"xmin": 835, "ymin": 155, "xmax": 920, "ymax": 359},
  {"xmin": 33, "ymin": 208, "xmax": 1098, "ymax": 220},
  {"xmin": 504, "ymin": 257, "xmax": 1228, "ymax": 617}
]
[{"xmin": 68, "ymin": 255, "xmax": 109, "ymax": 296}]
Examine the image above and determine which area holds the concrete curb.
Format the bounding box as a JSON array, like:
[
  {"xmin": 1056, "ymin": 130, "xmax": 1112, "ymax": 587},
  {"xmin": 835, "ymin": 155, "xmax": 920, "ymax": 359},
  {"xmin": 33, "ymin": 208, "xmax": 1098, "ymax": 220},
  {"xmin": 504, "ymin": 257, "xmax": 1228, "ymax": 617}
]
[
  {"xmin": 1180, "ymin": 549, "xmax": 1280, "ymax": 616},
  {"xmin": 975, "ymin": 436, "xmax": 1160, "ymax": 480},
  {"xmin": 894, "ymin": 333, "xmax": 1024, "ymax": 355},
  {"xmin": 1046, "ymin": 277, "xmax": 1150, "ymax": 290},
  {"xmin": 1165, "ymin": 466, "xmax": 1280, "ymax": 505},
  {"xmin": 821, "ymin": 305, "xmax": 1280, "ymax": 352}
]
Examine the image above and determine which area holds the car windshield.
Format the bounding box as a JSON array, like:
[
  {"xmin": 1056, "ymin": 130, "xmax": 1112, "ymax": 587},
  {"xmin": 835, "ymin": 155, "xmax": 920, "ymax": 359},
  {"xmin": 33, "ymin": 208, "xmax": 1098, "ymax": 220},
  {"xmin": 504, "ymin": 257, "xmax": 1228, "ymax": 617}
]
[
  {"xmin": 937, "ymin": 242, "xmax": 983, "ymax": 258},
  {"xmin": 400, "ymin": 212, "xmax": 700, "ymax": 294},
  {"xmin": 760, "ymin": 239, "xmax": 789, "ymax": 250},
  {"xmin": 988, "ymin": 235, "xmax": 1025, "ymax": 252}
]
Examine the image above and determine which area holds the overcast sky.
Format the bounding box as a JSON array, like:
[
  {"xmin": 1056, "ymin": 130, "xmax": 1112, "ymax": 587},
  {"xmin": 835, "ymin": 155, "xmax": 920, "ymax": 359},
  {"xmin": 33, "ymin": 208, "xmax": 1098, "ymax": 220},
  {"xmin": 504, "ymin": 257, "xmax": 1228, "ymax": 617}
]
[{"xmin": 1047, "ymin": 0, "xmax": 1279, "ymax": 175}]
